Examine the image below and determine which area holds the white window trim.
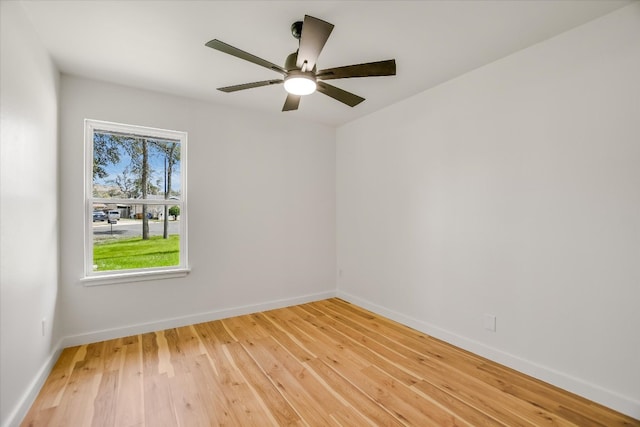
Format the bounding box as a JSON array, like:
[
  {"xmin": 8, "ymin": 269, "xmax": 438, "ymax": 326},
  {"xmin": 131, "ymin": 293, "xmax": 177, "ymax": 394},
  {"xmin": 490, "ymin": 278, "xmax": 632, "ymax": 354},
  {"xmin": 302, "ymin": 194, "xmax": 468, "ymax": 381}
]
[
  {"xmin": 83, "ymin": 119, "xmax": 188, "ymax": 285},
  {"xmin": 80, "ymin": 268, "xmax": 191, "ymax": 287}
]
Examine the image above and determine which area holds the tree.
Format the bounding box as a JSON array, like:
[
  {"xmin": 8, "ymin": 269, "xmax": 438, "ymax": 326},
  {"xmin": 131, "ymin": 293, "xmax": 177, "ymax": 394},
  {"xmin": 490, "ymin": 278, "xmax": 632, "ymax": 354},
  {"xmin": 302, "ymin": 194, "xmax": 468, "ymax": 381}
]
[
  {"xmin": 93, "ymin": 133, "xmax": 121, "ymax": 180},
  {"xmin": 168, "ymin": 205, "xmax": 180, "ymax": 220},
  {"xmin": 140, "ymin": 138, "xmax": 150, "ymax": 240},
  {"xmin": 153, "ymin": 141, "xmax": 180, "ymax": 238},
  {"xmin": 120, "ymin": 136, "xmax": 155, "ymax": 240},
  {"xmin": 112, "ymin": 166, "xmax": 136, "ymax": 199},
  {"xmin": 118, "ymin": 136, "xmax": 152, "ymax": 240}
]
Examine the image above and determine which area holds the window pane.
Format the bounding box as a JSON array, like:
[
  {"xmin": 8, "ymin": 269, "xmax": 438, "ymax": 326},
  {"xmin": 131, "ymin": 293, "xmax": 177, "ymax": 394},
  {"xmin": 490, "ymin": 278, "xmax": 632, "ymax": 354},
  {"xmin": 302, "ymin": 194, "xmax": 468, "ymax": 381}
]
[
  {"xmin": 85, "ymin": 119, "xmax": 187, "ymax": 280},
  {"xmin": 92, "ymin": 132, "xmax": 181, "ymax": 201},
  {"xmin": 92, "ymin": 209, "xmax": 181, "ymax": 272}
]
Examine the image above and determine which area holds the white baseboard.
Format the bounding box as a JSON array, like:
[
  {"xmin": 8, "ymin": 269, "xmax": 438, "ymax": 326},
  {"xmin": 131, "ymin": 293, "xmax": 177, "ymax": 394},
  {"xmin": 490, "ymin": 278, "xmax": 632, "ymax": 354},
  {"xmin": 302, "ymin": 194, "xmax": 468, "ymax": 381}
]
[
  {"xmin": 336, "ymin": 290, "xmax": 640, "ymax": 420},
  {"xmin": 61, "ymin": 290, "xmax": 337, "ymax": 348},
  {"xmin": 3, "ymin": 340, "xmax": 63, "ymax": 427}
]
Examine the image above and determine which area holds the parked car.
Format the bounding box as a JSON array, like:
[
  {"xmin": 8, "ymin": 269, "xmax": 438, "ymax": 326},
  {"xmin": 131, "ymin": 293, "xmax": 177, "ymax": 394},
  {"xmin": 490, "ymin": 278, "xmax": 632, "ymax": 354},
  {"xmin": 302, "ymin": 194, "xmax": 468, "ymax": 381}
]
[
  {"xmin": 107, "ymin": 210, "xmax": 120, "ymax": 220},
  {"xmin": 92, "ymin": 211, "xmax": 107, "ymax": 222}
]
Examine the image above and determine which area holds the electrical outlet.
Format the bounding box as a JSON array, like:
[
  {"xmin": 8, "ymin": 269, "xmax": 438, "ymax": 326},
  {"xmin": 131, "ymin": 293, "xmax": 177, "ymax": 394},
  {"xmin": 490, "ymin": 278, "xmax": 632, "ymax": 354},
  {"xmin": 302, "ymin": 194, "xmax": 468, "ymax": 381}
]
[{"xmin": 483, "ymin": 314, "xmax": 496, "ymax": 332}]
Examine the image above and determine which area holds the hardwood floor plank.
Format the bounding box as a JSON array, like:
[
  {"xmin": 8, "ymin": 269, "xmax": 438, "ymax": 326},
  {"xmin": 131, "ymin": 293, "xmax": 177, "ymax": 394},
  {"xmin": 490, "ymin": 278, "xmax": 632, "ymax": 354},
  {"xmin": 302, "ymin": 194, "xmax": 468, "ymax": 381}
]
[
  {"xmin": 193, "ymin": 321, "xmax": 277, "ymax": 426},
  {"xmin": 141, "ymin": 332, "xmax": 160, "ymax": 377},
  {"xmin": 42, "ymin": 353, "xmax": 102, "ymax": 427},
  {"xmin": 186, "ymin": 353, "xmax": 240, "ymax": 426},
  {"xmin": 167, "ymin": 357, "xmax": 215, "ymax": 427},
  {"xmin": 358, "ymin": 365, "xmax": 458, "ymax": 427},
  {"xmin": 102, "ymin": 338, "xmax": 125, "ymax": 373},
  {"xmin": 207, "ymin": 319, "xmax": 236, "ymax": 344},
  {"xmin": 473, "ymin": 362, "xmax": 633, "ymax": 427},
  {"xmin": 221, "ymin": 313, "xmax": 271, "ymax": 343},
  {"xmin": 25, "ymin": 346, "xmax": 81, "ymax": 414},
  {"xmin": 91, "ymin": 370, "xmax": 118, "ymax": 427},
  {"xmin": 142, "ymin": 373, "xmax": 177, "ymax": 427},
  {"xmin": 330, "ymin": 408, "xmax": 375, "ymax": 426},
  {"xmin": 304, "ymin": 358, "xmax": 405, "ymax": 426},
  {"xmin": 243, "ymin": 336, "xmax": 341, "ymax": 426},
  {"xmin": 411, "ymin": 378, "xmax": 508, "ymax": 427},
  {"xmin": 113, "ymin": 341, "xmax": 144, "ymax": 427},
  {"xmin": 224, "ymin": 341, "xmax": 303, "ymax": 426},
  {"xmin": 22, "ymin": 298, "xmax": 639, "ymax": 427},
  {"xmin": 295, "ymin": 303, "xmax": 424, "ymax": 386},
  {"xmin": 22, "ymin": 406, "xmax": 57, "ymax": 427},
  {"xmin": 252, "ymin": 312, "xmax": 316, "ymax": 362}
]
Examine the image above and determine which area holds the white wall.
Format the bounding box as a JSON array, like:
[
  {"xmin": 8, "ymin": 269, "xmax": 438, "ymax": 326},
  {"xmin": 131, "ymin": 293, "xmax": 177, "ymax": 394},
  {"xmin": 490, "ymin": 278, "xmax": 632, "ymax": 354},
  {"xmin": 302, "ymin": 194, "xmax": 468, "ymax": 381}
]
[
  {"xmin": 337, "ymin": 3, "xmax": 640, "ymax": 418},
  {"xmin": 3, "ymin": 1, "xmax": 638, "ymax": 423},
  {"xmin": 58, "ymin": 75, "xmax": 336, "ymax": 343},
  {"xmin": 0, "ymin": 3, "xmax": 61, "ymax": 427}
]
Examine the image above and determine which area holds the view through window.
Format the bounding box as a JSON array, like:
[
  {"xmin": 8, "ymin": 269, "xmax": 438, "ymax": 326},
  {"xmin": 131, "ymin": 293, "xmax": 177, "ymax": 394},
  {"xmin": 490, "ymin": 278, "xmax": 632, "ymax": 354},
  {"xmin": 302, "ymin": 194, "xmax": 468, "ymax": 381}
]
[{"xmin": 84, "ymin": 120, "xmax": 187, "ymax": 281}]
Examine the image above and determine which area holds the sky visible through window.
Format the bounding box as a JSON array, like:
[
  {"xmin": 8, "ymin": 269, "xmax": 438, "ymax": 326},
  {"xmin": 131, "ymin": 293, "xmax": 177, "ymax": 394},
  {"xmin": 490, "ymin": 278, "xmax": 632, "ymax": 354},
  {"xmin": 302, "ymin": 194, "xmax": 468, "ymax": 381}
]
[{"xmin": 93, "ymin": 133, "xmax": 181, "ymax": 199}]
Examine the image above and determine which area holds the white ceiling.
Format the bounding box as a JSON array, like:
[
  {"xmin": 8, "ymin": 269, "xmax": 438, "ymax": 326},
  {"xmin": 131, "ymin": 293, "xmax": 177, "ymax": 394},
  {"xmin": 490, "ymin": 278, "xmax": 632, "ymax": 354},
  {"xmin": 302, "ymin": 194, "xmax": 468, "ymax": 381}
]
[{"xmin": 20, "ymin": 0, "xmax": 634, "ymax": 127}]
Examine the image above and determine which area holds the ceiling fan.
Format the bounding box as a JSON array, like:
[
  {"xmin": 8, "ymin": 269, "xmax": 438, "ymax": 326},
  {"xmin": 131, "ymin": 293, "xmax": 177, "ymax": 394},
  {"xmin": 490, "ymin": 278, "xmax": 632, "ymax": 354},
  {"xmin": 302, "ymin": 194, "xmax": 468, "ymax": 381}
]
[{"xmin": 205, "ymin": 15, "xmax": 396, "ymax": 112}]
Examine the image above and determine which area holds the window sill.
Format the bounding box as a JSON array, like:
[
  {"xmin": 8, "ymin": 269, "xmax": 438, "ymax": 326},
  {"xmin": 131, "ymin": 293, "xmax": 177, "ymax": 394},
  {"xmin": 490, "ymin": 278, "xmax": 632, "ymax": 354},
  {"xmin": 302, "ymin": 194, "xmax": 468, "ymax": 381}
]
[{"xmin": 81, "ymin": 268, "xmax": 190, "ymax": 286}]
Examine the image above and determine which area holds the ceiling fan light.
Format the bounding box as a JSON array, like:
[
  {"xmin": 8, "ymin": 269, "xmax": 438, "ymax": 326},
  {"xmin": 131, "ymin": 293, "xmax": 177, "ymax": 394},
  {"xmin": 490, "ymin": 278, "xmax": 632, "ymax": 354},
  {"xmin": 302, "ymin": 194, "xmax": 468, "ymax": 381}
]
[{"xmin": 284, "ymin": 72, "xmax": 317, "ymax": 95}]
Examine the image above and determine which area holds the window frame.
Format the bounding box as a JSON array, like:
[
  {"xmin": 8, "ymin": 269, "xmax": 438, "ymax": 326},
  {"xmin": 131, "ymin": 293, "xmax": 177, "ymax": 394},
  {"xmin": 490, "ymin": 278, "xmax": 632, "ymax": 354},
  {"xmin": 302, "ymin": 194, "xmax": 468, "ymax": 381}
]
[{"xmin": 82, "ymin": 119, "xmax": 189, "ymax": 286}]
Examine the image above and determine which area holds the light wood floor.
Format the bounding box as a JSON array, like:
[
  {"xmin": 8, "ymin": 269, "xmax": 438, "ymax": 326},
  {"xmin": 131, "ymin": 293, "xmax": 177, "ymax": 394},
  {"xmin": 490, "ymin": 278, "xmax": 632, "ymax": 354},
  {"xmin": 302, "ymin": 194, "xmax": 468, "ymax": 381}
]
[{"xmin": 22, "ymin": 298, "xmax": 638, "ymax": 426}]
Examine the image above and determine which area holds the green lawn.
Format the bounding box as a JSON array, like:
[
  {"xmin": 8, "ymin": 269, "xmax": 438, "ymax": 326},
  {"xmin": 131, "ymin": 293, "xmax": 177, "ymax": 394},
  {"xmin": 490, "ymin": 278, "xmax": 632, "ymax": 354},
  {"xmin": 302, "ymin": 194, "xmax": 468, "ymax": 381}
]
[{"xmin": 93, "ymin": 235, "xmax": 179, "ymax": 271}]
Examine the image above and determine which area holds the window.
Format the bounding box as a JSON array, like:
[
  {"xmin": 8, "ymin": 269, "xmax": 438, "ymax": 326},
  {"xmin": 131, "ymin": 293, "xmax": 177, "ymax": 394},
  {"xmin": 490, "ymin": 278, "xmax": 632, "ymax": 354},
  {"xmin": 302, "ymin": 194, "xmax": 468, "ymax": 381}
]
[{"xmin": 83, "ymin": 119, "xmax": 188, "ymax": 285}]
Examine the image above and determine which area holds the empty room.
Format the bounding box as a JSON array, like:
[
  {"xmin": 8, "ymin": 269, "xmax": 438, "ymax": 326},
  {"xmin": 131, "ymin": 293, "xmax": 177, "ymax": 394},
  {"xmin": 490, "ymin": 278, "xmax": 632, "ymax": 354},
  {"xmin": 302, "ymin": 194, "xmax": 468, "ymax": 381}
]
[{"xmin": 1, "ymin": 1, "xmax": 639, "ymax": 426}]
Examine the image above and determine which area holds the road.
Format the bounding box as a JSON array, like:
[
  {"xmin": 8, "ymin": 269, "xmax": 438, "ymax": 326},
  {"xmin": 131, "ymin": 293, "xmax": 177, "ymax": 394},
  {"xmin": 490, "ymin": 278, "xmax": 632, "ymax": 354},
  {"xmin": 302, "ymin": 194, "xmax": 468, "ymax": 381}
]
[{"xmin": 93, "ymin": 218, "xmax": 180, "ymax": 238}]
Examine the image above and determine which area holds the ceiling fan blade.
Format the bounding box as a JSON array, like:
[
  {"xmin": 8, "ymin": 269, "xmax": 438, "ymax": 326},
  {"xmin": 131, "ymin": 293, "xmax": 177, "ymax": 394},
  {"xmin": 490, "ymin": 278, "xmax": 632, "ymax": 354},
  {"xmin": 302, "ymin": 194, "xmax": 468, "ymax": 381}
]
[
  {"xmin": 206, "ymin": 39, "xmax": 286, "ymax": 75},
  {"xmin": 316, "ymin": 81, "xmax": 365, "ymax": 107},
  {"xmin": 282, "ymin": 94, "xmax": 301, "ymax": 111},
  {"xmin": 218, "ymin": 79, "xmax": 283, "ymax": 93},
  {"xmin": 297, "ymin": 15, "xmax": 334, "ymax": 71},
  {"xmin": 317, "ymin": 59, "xmax": 396, "ymax": 80}
]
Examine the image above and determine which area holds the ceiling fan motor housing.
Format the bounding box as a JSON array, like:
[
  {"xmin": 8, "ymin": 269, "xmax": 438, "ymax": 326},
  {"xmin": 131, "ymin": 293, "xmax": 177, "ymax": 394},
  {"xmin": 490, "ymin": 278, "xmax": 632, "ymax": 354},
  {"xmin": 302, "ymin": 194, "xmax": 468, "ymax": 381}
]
[{"xmin": 285, "ymin": 51, "xmax": 316, "ymax": 73}]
